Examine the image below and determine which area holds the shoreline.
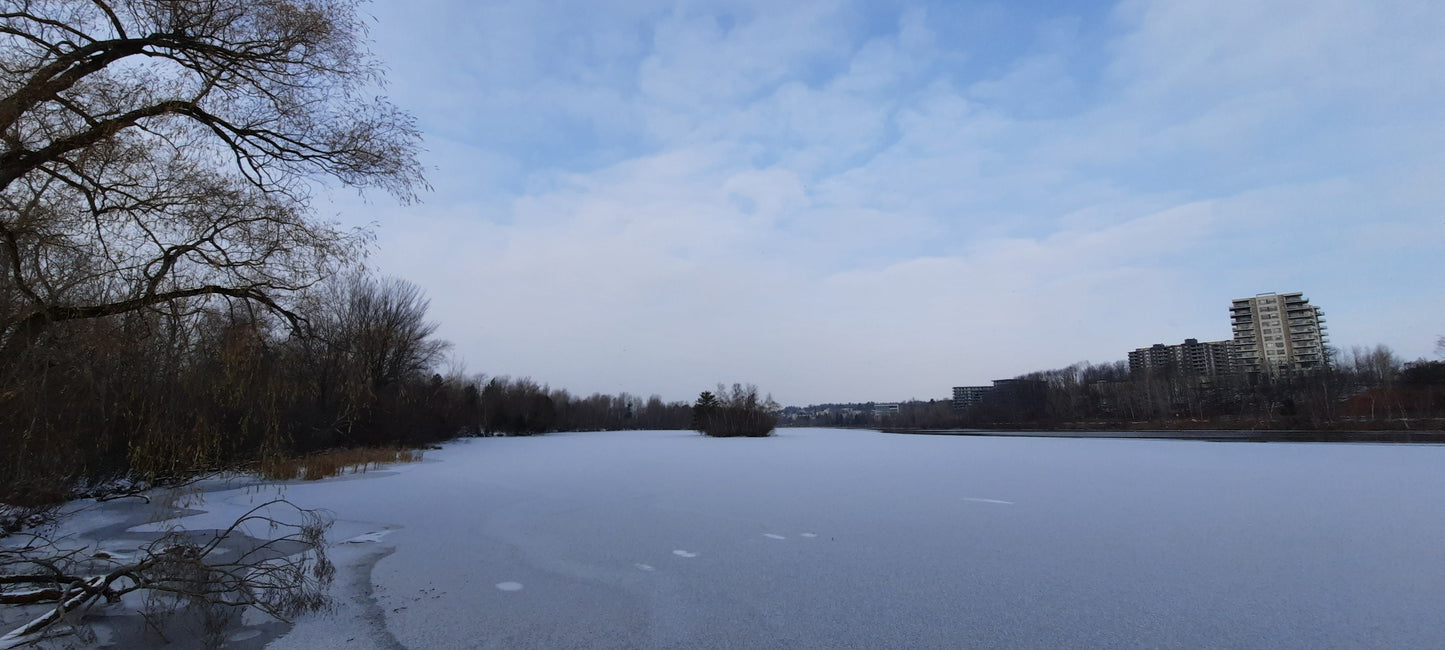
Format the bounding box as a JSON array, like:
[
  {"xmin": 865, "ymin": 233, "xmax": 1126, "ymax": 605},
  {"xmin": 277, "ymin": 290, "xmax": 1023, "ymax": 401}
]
[{"xmin": 877, "ymin": 428, "xmax": 1445, "ymax": 443}]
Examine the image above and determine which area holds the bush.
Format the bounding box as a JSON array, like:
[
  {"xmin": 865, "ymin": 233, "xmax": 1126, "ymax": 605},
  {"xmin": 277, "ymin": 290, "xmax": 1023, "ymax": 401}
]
[{"xmin": 693, "ymin": 384, "xmax": 779, "ymax": 437}]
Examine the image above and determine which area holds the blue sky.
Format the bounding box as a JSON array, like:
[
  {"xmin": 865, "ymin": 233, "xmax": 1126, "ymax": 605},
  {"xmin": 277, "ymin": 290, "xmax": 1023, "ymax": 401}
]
[{"xmin": 326, "ymin": 0, "xmax": 1445, "ymax": 405}]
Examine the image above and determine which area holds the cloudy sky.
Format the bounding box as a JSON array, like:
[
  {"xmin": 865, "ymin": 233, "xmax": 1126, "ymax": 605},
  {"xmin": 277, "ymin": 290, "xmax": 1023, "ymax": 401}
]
[{"xmin": 325, "ymin": 0, "xmax": 1445, "ymax": 405}]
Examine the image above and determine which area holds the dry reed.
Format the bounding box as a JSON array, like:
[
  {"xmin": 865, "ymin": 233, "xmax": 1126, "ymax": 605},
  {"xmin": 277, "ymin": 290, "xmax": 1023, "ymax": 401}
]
[{"xmin": 258, "ymin": 448, "xmax": 424, "ymax": 481}]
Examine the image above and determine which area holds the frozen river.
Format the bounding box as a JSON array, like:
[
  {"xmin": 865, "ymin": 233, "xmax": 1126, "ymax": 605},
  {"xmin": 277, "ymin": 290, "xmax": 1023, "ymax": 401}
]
[
  {"xmin": 254, "ymin": 428, "xmax": 1445, "ymax": 649},
  {"xmin": 55, "ymin": 427, "xmax": 1439, "ymax": 648}
]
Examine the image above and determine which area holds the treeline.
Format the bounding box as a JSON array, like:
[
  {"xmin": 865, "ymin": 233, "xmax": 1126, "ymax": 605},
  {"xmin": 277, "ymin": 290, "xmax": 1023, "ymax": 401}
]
[
  {"xmin": 0, "ymin": 275, "xmax": 476, "ymax": 503},
  {"xmin": 476, "ymin": 376, "xmax": 693, "ymax": 435},
  {"xmin": 880, "ymin": 343, "xmax": 1445, "ymax": 430},
  {"xmin": 0, "ymin": 272, "xmax": 719, "ymax": 502},
  {"xmin": 470, "ymin": 380, "xmax": 785, "ymax": 437}
]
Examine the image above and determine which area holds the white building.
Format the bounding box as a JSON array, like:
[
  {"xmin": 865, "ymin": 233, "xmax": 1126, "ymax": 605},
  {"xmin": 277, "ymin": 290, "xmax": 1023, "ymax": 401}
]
[{"xmin": 1230, "ymin": 292, "xmax": 1328, "ymax": 375}]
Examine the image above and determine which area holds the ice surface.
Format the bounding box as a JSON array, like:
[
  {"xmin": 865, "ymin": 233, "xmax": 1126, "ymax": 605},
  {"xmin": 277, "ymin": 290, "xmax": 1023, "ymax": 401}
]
[{"xmin": 265, "ymin": 428, "xmax": 1445, "ymax": 649}]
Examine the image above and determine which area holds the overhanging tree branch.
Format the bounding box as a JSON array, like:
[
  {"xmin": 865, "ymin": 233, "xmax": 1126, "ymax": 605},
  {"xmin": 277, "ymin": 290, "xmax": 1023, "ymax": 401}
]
[{"xmin": 0, "ymin": 0, "xmax": 422, "ymax": 366}]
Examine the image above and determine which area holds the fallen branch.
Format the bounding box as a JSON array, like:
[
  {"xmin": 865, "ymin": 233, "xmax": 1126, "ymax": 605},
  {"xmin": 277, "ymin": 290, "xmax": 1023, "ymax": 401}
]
[
  {"xmin": 0, "ymin": 576, "xmax": 105, "ymax": 649},
  {"xmin": 0, "ymin": 587, "xmax": 65, "ymax": 605}
]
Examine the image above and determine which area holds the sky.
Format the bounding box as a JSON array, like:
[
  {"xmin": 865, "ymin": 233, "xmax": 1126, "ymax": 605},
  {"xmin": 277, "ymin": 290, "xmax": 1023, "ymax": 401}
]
[{"xmin": 322, "ymin": 0, "xmax": 1445, "ymax": 406}]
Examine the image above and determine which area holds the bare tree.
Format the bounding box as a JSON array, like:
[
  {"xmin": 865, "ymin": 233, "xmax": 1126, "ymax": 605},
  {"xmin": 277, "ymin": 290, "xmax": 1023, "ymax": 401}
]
[
  {"xmin": 0, "ymin": 0, "xmax": 424, "ymax": 363},
  {"xmin": 281, "ymin": 274, "xmax": 451, "ymax": 444},
  {"xmin": 1348, "ymin": 344, "xmax": 1402, "ymax": 387},
  {"xmin": 337, "ymin": 275, "xmax": 450, "ymax": 392}
]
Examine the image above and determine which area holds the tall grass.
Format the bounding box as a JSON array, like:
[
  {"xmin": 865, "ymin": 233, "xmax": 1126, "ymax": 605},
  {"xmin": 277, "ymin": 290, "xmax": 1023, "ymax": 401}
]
[{"xmin": 258, "ymin": 448, "xmax": 424, "ymax": 481}]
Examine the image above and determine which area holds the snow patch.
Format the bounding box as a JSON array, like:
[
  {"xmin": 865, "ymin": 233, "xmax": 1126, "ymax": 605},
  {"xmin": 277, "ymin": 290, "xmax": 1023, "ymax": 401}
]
[
  {"xmin": 763, "ymin": 533, "xmax": 787, "ymax": 540},
  {"xmin": 962, "ymin": 498, "xmax": 1014, "ymax": 505},
  {"xmin": 227, "ymin": 629, "xmax": 263, "ymax": 643},
  {"xmin": 635, "ymin": 563, "xmax": 655, "ymax": 571},
  {"xmin": 672, "ymin": 550, "xmax": 698, "ymax": 558},
  {"xmin": 344, "ymin": 530, "xmax": 392, "ymax": 544},
  {"xmin": 495, "ymin": 582, "xmax": 524, "ymax": 592},
  {"xmin": 800, "ymin": 532, "xmax": 818, "ymax": 538}
]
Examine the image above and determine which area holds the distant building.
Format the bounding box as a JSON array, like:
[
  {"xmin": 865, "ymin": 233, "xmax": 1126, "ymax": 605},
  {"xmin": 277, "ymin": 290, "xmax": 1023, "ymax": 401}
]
[
  {"xmin": 988, "ymin": 379, "xmax": 1048, "ymax": 420},
  {"xmin": 951, "ymin": 386, "xmax": 992, "ymax": 410},
  {"xmin": 1129, "ymin": 344, "xmax": 1176, "ymax": 375},
  {"xmin": 873, "ymin": 403, "xmax": 900, "ymax": 418},
  {"xmin": 1128, "ymin": 338, "xmax": 1240, "ymax": 378},
  {"xmin": 1230, "ymin": 292, "xmax": 1328, "ymax": 375}
]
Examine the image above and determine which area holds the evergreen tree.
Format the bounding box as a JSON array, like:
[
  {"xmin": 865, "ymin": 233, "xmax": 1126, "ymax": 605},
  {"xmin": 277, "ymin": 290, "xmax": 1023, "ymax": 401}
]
[{"xmin": 692, "ymin": 391, "xmax": 719, "ymax": 432}]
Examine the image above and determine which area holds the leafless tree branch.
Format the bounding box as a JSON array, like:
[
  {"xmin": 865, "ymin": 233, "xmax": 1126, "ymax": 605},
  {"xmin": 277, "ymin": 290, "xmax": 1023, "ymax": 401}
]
[{"xmin": 0, "ymin": 498, "xmax": 333, "ymax": 649}]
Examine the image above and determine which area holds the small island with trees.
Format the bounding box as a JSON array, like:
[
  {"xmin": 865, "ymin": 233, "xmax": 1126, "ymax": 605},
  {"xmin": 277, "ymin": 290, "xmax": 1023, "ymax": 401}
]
[{"xmin": 691, "ymin": 384, "xmax": 780, "ymax": 437}]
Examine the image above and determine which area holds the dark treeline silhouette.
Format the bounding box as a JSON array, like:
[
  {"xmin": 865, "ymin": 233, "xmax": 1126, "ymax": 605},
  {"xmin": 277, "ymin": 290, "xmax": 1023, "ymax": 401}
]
[
  {"xmin": 475, "ymin": 376, "xmax": 694, "ymax": 436},
  {"xmin": 0, "ymin": 274, "xmax": 477, "ymax": 504},
  {"xmin": 0, "ymin": 272, "xmax": 719, "ymax": 501},
  {"xmin": 1, "ymin": 272, "xmax": 734, "ymax": 501},
  {"xmin": 878, "ymin": 344, "xmax": 1445, "ymax": 431}
]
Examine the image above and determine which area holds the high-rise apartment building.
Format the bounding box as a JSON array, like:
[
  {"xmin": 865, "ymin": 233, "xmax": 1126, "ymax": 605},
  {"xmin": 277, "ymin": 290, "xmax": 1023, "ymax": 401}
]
[
  {"xmin": 1230, "ymin": 292, "xmax": 1328, "ymax": 375},
  {"xmin": 1128, "ymin": 338, "xmax": 1239, "ymax": 378}
]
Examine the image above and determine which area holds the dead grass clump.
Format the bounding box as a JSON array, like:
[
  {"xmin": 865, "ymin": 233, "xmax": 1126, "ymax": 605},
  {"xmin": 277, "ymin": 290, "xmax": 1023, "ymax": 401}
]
[{"xmin": 259, "ymin": 448, "xmax": 424, "ymax": 481}]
